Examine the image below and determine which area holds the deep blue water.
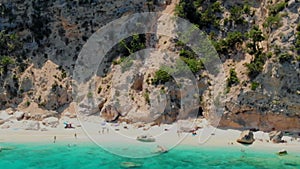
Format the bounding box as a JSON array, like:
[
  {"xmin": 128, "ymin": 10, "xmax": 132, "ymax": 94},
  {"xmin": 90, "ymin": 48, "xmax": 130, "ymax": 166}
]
[{"xmin": 0, "ymin": 142, "xmax": 299, "ymax": 169}]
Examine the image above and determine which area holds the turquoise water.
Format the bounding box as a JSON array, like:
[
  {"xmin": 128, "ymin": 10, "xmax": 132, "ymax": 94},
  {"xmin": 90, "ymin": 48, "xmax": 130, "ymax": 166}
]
[{"xmin": 0, "ymin": 143, "xmax": 299, "ymax": 169}]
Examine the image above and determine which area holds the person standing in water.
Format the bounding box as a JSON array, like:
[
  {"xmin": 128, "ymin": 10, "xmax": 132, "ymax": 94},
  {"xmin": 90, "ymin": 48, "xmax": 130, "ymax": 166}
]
[
  {"xmin": 74, "ymin": 133, "xmax": 77, "ymax": 139},
  {"xmin": 53, "ymin": 136, "xmax": 56, "ymax": 143}
]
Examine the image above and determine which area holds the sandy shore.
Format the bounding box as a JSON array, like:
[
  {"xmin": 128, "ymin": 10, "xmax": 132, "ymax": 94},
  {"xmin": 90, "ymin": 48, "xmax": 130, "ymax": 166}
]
[{"xmin": 1, "ymin": 117, "xmax": 300, "ymax": 154}]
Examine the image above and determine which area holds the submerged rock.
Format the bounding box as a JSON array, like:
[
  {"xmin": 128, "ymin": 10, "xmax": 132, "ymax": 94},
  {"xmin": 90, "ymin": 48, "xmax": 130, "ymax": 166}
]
[
  {"xmin": 237, "ymin": 130, "xmax": 255, "ymax": 144},
  {"xmin": 120, "ymin": 161, "xmax": 142, "ymax": 168}
]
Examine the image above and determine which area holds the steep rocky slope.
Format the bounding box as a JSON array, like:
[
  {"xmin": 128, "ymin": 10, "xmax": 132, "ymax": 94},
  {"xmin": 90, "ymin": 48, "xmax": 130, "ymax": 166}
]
[{"xmin": 0, "ymin": 0, "xmax": 299, "ymax": 131}]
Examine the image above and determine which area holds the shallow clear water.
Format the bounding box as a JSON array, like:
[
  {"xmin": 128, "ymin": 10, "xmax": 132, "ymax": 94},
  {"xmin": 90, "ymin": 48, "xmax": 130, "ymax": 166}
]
[{"xmin": 0, "ymin": 142, "xmax": 299, "ymax": 169}]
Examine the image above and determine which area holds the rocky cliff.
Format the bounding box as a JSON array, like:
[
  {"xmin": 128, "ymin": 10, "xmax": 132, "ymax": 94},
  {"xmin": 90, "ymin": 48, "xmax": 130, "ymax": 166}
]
[{"xmin": 0, "ymin": 0, "xmax": 299, "ymax": 131}]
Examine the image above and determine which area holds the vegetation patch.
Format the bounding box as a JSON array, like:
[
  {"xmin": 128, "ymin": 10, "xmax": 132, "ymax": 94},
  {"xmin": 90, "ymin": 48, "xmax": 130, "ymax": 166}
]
[
  {"xmin": 152, "ymin": 67, "xmax": 173, "ymax": 85},
  {"xmin": 227, "ymin": 68, "xmax": 239, "ymax": 88},
  {"xmin": 251, "ymin": 82, "xmax": 260, "ymax": 91},
  {"xmin": 263, "ymin": 14, "xmax": 282, "ymax": 29},
  {"xmin": 295, "ymin": 23, "xmax": 300, "ymax": 54},
  {"xmin": 278, "ymin": 53, "xmax": 293, "ymax": 63},
  {"xmin": 213, "ymin": 31, "xmax": 243, "ymax": 55},
  {"xmin": 269, "ymin": 2, "xmax": 287, "ymax": 16}
]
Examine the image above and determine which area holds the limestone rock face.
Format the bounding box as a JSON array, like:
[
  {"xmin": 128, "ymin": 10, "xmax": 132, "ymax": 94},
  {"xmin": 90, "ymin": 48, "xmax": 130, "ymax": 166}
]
[
  {"xmin": 269, "ymin": 131, "xmax": 283, "ymax": 143},
  {"xmin": 237, "ymin": 130, "xmax": 255, "ymax": 144},
  {"xmin": 20, "ymin": 77, "xmax": 33, "ymax": 92},
  {"xmin": 0, "ymin": 0, "xmax": 300, "ymax": 132},
  {"xmin": 78, "ymin": 97, "xmax": 105, "ymax": 115},
  {"xmin": 131, "ymin": 74, "xmax": 144, "ymax": 91},
  {"xmin": 100, "ymin": 104, "xmax": 120, "ymax": 122}
]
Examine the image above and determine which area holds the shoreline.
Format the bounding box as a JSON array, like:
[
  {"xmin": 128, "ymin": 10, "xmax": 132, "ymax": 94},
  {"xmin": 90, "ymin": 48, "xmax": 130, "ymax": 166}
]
[{"xmin": 1, "ymin": 121, "xmax": 300, "ymax": 154}]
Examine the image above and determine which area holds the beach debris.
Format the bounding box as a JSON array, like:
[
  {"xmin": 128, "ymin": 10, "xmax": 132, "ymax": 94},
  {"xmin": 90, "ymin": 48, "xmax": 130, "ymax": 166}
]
[
  {"xmin": 277, "ymin": 149, "xmax": 288, "ymax": 156},
  {"xmin": 136, "ymin": 135, "xmax": 155, "ymax": 142},
  {"xmin": 120, "ymin": 161, "xmax": 142, "ymax": 168},
  {"xmin": 236, "ymin": 130, "xmax": 255, "ymax": 144},
  {"xmin": 269, "ymin": 131, "xmax": 284, "ymax": 143}
]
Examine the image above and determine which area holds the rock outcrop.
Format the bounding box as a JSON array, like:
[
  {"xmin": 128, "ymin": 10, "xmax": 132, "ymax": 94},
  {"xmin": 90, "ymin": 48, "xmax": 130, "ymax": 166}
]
[
  {"xmin": 237, "ymin": 130, "xmax": 255, "ymax": 144},
  {"xmin": 14, "ymin": 111, "xmax": 25, "ymax": 121},
  {"xmin": 277, "ymin": 149, "xmax": 288, "ymax": 156},
  {"xmin": 269, "ymin": 131, "xmax": 284, "ymax": 143},
  {"xmin": 0, "ymin": 0, "xmax": 299, "ymax": 132},
  {"xmin": 100, "ymin": 104, "xmax": 120, "ymax": 122}
]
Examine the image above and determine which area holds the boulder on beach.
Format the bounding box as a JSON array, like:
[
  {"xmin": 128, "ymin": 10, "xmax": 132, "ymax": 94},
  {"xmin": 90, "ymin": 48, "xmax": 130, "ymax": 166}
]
[
  {"xmin": 236, "ymin": 130, "xmax": 255, "ymax": 144},
  {"xmin": 42, "ymin": 117, "xmax": 59, "ymax": 128},
  {"xmin": 24, "ymin": 121, "xmax": 40, "ymax": 130},
  {"xmin": 14, "ymin": 111, "xmax": 25, "ymax": 121},
  {"xmin": 0, "ymin": 120, "xmax": 6, "ymax": 125},
  {"xmin": 277, "ymin": 149, "xmax": 288, "ymax": 156},
  {"xmin": 269, "ymin": 131, "xmax": 284, "ymax": 143},
  {"xmin": 0, "ymin": 111, "xmax": 12, "ymax": 121}
]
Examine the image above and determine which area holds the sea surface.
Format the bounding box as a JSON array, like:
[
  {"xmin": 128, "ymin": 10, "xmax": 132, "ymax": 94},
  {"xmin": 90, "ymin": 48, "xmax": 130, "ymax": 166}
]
[{"xmin": 0, "ymin": 142, "xmax": 299, "ymax": 169}]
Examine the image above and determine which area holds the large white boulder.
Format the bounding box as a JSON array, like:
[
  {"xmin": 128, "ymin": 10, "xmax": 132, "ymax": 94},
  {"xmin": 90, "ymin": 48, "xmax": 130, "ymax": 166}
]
[
  {"xmin": 14, "ymin": 111, "xmax": 25, "ymax": 121},
  {"xmin": 24, "ymin": 121, "xmax": 40, "ymax": 130},
  {"xmin": 0, "ymin": 111, "xmax": 12, "ymax": 121},
  {"xmin": 42, "ymin": 117, "xmax": 59, "ymax": 128},
  {"xmin": 237, "ymin": 130, "xmax": 255, "ymax": 144}
]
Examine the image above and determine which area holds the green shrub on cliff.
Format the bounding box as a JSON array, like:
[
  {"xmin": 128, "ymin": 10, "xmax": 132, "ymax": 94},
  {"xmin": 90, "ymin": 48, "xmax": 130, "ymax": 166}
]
[
  {"xmin": 213, "ymin": 31, "xmax": 243, "ymax": 54},
  {"xmin": 245, "ymin": 52, "xmax": 267, "ymax": 79},
  {"xmin": 251, "ymin": 82, "xmax": 260, "ymax": 90},
  {"xmin": 227, "ymin": 68, "xmax": 239, "ymax": 87},
  {"xmin": 152, "ymin": 67, "xmax": 173, "ymax": 84},
  {"xmin": 263, "ymin": 14, "xmax": 282, "ymax": 28},
  {"xmin": 246, "ymin": 26, "xmax": 265, "ymax": 55},
  {"xmin": 278, "ymin": 53, "xmax": 293, "ymax": 63},
  {"xmin": 296, "ymin": 23, "xmax": 300, "ymax": 53},
  {"xmin": 269, "ymin": 2, "xmax": 287, "ymax": 16}
]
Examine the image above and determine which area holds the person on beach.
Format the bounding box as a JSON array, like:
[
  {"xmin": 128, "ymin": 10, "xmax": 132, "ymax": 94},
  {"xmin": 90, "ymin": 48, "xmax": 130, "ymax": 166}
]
[
  {"xmin": 53, "ymin": 136, "xmax": 56, "ymax": 143},
  {"xmin": 74, "ymin": 133, "xmax": 77, "ymax": 139}
]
